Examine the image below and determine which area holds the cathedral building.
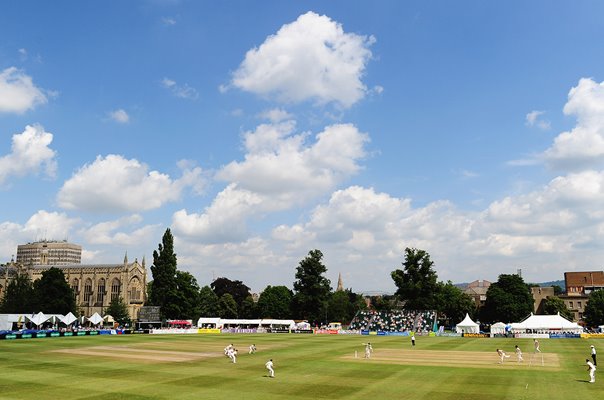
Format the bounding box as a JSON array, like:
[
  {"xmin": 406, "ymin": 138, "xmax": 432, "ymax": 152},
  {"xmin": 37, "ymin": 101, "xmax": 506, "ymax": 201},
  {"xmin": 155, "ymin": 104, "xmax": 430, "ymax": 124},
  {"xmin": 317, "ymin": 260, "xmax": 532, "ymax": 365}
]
[{"xmin": 2, "ymin": 241, "xmax": 147, "ymax": 321}]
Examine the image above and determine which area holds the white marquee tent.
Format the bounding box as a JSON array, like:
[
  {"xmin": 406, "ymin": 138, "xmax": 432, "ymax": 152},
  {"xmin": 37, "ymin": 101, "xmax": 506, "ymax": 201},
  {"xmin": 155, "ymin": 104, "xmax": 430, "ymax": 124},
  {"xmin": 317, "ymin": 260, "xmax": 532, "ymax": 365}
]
[
  {"xmin": 489, "ymin": 322, "xmax": 507, "ymax": 335},
  {"xmin": 455, "ymin": 313, "xmax": 480, "ymax": 334},
  {"xmin": 510, "ymin": 313, "xmax": 583, "ymax": 333}
]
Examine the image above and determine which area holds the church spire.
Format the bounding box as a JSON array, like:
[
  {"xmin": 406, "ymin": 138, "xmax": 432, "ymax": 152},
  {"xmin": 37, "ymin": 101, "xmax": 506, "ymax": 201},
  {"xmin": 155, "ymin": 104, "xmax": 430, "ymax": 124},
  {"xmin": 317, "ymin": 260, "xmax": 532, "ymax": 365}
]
[
  {"xmin": 124, "ymin": 251, "xmax": 128, "ymax": 265},
  {"xmin": 336, "ymin": 273, "xmax": 344, "ymax": 292}
]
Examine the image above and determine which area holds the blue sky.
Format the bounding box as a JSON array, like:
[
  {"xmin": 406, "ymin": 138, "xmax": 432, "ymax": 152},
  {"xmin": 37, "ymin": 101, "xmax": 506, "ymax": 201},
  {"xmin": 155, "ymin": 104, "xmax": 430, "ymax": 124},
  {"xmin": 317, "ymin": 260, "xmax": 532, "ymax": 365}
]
[{"xmin": 2, "ymin": 1, "xmax": 604, "ymax": 293}]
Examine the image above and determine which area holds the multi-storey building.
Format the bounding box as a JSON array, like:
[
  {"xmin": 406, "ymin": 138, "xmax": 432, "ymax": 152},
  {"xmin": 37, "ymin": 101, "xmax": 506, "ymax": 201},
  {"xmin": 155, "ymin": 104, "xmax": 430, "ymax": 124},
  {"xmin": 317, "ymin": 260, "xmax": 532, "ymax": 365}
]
[
  {"xmin": 560, "ymin": 271, "xmax": 604, "ymax": 322},
  {"xmin": 463, "ymin": 279, "xmax": 491, "ymax": 308},
  {"xmin": 2, "ymin": 242, "xmax": 147, "ymax": 321},
  {"xmin": 16, "ymin": 240, "xmax": 82, "ymax": 265}
]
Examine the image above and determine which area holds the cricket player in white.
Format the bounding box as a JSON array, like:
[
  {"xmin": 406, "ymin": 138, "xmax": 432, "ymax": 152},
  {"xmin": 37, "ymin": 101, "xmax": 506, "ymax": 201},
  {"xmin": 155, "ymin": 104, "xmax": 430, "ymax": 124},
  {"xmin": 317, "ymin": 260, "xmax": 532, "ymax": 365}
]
[
  {"xmin": 227, "ymin": 348, "xmax": 237, "ymax": 363},
  {"xmin": 515, "ymin": 345, "xmax": 523, "ymax": 362},
  {"xmin": 249, "ymin": 344, "xmax": 257, "ymax": 354},
  {"xmin": 586, "ymin": 359, "xmax": 596, "ymax": 383},
  {"xmin": 533, "ymin": 339, "xmax": 540, "ymax": 353},
  {"xmin": 497, "ymin": 349, "xmax": 510, "ymax": 363},
  {"xmin": 266, "ymin": 359, "xmax": 275, "ymax": 378},
  {"xmin": 364, "ymin": 342, "xmax": 373, "ymax": 359},
  {"xmin": 591, "ymin": 345, "xmax": 597, "ymax": 366}
]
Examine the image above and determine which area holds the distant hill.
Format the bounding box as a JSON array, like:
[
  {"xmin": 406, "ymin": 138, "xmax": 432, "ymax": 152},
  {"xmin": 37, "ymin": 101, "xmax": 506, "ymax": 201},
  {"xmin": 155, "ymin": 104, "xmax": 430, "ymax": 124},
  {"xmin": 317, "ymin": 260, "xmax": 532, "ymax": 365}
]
[
  {"xmin": 455, "ymin": 279, "xmax": 565, "ymax": 289},
  {"xmin": 534, "ymin": 280, "xmax": 565, "ymax": 288}
]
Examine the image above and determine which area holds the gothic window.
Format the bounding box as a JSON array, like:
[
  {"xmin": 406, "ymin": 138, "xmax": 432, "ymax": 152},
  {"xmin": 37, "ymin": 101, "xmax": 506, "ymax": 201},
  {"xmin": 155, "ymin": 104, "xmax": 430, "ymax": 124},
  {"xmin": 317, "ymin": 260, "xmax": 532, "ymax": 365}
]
[
  {"xmin": 97, "ymin": 278, "xmax": 105, "ymax": 303},
  {"xmin": 111, "ymin": 278, "xmax": 121, "ymax": 301},
  {"xmin": 129, "ymin": 277, "xmax": 142, "ymax": 302},
  {"xmin": 84, "ymin": 279, "xmax": 93, "ymax": 303}
]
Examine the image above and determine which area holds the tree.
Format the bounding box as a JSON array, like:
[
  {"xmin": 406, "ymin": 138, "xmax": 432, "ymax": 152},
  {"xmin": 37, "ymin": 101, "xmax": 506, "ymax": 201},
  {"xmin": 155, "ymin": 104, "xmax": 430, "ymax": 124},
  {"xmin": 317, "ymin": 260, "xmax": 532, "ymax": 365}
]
[
  {"xmin": 479, "ymin": 274, "xmax": 534, "ymax": 324},
  {"xmin": 172, "ymin": 271, "xmax": 201, "ymax": 319},
  {"xmin": 584, "ymin": 289, "xmax": 604, "ymax": 328},
  {"xmin": 257, "ymin": 285, "xmax": 292, "ymax": 319},
  {"xmin": 199, "ymin": 285, "xmax": 219, "ymax": 316},
  {"xmin": 552, "ymin": 285, "xmax": 563, "ymax": 296},
  {"xmin": 105, "ymin": 297, "xmax": 131, "ymax": 326},
  {"xmin": 391, "ymin": 248, "xmax": 438, "ymax": 310},
  {"xmin": 218, "ymin": 293, "xmax": 238, "ymax": 318},
  {"xmin": 369, "ymin": 295, "xmax": 391, "ymax": 311},
  {"xmin": 239, "ymin": 295, "xmax": 257, "ymax": 319},
  {"xmin": 32, "ymin": 267, "xmax": 76, "ymax": 314},
  {"xmin": 210, "ymin": 277, "xmax": 251, "ymax": 310},
  {"xmin": 541, "ymin": 296, "xmax": 573, "ymax": 321},
  {"xmin": 0, "ymin": 273, "xmax": 34, "ymax": 313},
  {"xmin": 327, "ymin": 289, "xmax": 365, "ymax": 324},
  {"xmin": 150, "ymin": 228, "xmax": 178, "ymax": 318},
  {"xmin": 434, "ymin": 281, "xmax": 476, "ymax": 324},
  {"xmin": 292, "ymin": 249, "xmax": 331, "ymax": 324}
]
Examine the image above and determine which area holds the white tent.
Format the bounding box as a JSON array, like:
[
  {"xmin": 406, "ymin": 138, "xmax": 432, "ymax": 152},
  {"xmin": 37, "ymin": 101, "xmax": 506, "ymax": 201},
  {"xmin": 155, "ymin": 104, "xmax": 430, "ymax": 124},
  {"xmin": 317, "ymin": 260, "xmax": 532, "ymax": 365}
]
[
  {"xmin": 490, "ymin": 322, "xmax": 507, "ymax": 335},
  {"xmin": 510, "ymin": 313, "xmax": 583, "ymax": 333},
  {"xmin": 455, "ymin": 313, "xmax": 480, "ymax": 334},
  {"xmin": 197, "ymin": 317, "xmax": 222, "ymax": 328},
  {"xmin": 87, "ymin": 312, "xmax": 104, "ymax": 325},
  {"xmin": 28, "ymin": 312, "xmax": 49, "ymax": 327},
  {"xmin": 59, "ymin": 312, "xmax": 77, "ymax": 326}
]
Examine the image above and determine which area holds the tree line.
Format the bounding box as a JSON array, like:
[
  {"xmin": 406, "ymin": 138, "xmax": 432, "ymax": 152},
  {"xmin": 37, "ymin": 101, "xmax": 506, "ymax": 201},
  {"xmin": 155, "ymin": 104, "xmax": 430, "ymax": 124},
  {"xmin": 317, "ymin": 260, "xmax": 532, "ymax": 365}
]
[
  {"xmin": 3, "ymin": 227, "xmax": 604, "ymax": 328},
  {"xmin": 0, "ymin": 267, "xmax": 132, "ymax": 326}
]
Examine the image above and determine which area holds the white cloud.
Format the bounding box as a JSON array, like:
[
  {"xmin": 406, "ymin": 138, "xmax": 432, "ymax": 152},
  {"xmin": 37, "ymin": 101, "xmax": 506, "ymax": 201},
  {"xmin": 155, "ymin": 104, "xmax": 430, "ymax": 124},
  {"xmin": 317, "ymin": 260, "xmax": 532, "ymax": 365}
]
[
  {"xmin": 0, "ymin": 67, "xmax": 48, "ymax": 114},
  {"xmin": 18, "ymin": 48, "xmax": 28, "ymax": 61},
  {"xmin": 0, "ymin": 124, "xmax": 57, "ymax": 185},
  {"xmin": 162, "ymin": 17, "xmax": 176, "ymax": 26},
  {"xmin": 231, "ymin": 11, "xmax": 374, "ymax": 108},
  {"xmin": 525, "ymin": 110, "xmax": 550, "ymax": 130},
  {"xmin": 543, "ymin": 78, "xmax": 604, "ymax": 170},
  {"xmin": 57, "ymin": 155, "xmax": 205, "ymax": 212},
  {"xmin": 0, "ymin": 211, "xmax": 80, "ymax": 258},
  {"xmin": 258, "ymin": 108, "xmax": 293, "ymax": 123},
  {"xmin": 80, "ymin": 215, "xmax": 161, "ymax": 246},
  {"xmin": 161, "ymin": 77, "xmax": 199, "ymax": 99},
  {"xmin": 108, "ymin": 109, "xmax": 130, "ymax": 123},
  {"xmin": 173, "ymin": 121, "xmax": 369, "ymax": 243}
]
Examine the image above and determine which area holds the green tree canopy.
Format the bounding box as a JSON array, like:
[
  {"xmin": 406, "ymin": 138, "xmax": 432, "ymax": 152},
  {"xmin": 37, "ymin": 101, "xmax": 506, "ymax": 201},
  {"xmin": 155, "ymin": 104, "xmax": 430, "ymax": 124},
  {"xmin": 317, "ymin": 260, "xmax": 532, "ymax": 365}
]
[
  {"xmin": 327, "ymin": 290, "xmax": 365, "ymax": 324},
  {"xmin": 239, "ymin": 295, "xmax": 258, "ymax": 319},
  {"xmin": 211, "ymin": 277, "xmax": 251, "ymax": 310},
  {"xmin": 199, "ymin": 285, "xmax": 219, "ymax": 316},
  {"xmin": 105, "ymin": 297, "xmax": 131, "ymax": 326},
  {"xmin": 391, "ymin": 248, "xmax": 438, "ymax": 310},
  {"xmin": 292, "ymin": 249, "xmax": 331, "ymax": 324},
  {"xmin": 0, "ymin": 273, "xmax": 34, "ymax": 313},
  {"xmin": 583, "ymin": 289, "xmax": 604, "ymax": 328},
  {"xmin": 479, "ymin": 274, "xmax": 534, "ymax": 324},
  {"xmin": 32, "ymin": 267, "xmax": 76, "ymax": 314},
  {"xmin": 172, "ymin": 271, "xmax": 201, "ymax": 320},
  {"xmin": 541, "ymin": 296, "xmax": 573, "ymax": 321},
  {"xmin": 218, "ymin": 293, "xmax": 238, "ymax": 318},
  {"xmin": 150, "ymin": 228, "xmax": 178, "ymax": 318},
  {"xmin": 257, "ymin": 285, "xmax": 292, "ymax": 319},
  {"xmin": 434, "ymin": 281, "xmax": 476, "ymax": 324}
]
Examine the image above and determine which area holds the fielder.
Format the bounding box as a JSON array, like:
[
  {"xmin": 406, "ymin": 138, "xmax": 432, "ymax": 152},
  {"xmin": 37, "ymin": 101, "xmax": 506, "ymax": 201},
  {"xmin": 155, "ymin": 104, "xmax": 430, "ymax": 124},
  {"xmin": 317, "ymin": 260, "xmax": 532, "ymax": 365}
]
[
  {"xmin": 363, "ymin": 342, "xmax": 373, "ymax": 359},
  {"xmin": 533, "ymin": 339, "xmax": 540, "ymax": 353},
  {"xmin": 266, "ymin": 359, "xmax": 275, "ymax": 378},
  {"xmin": 515, "ymin": 345, "xmax": 523, "ymax": 362},
  {"xmin": 249, "ymin": 344, "xmax": 257, "ymax": 354},
  {"xmin": 591, "ymin": 345, "xmax": 597, "ymax": 366},
  {"xmin": 497, "ymin": 348, "xmax": 510, "ymax": 364},
  {"xmin": 586, "ymin": 358, "xmax": 596, "ymax": 383}
]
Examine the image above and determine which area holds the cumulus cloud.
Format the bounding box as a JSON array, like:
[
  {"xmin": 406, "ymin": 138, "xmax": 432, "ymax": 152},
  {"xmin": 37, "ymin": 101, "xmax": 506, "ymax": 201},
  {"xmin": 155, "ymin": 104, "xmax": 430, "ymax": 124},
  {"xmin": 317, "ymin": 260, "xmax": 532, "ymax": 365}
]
[
  {"xmin": 0, "ymin": 211, "xmax": 80, "ymax": 258},
  {"xmin": 525, "ymin": 110, "xmax": 550, "ymax": 130},
  {"xmin": 543, "ymin": 78, "xmax": 604, "ymax": 170},
  {"xmin": 173, "ymin": 121, "xmax": 369, "ymax": 242},
  {"xmin": 258, "ymin": 108, "xmax": 293, "ymax": 123},
  {"xmin": 230, "ymin": 11, "xmax": 374, "ymax": 108},
  {"xmin": 161, "ymin": 77, "xmax": 199, "ymax": 99},
  {"xmin": 57, "ymin": 155, "xmax": 205, "ymax": 213},
  {"xmin": 0, "ymin": 124, "xmax": 57, "ymax": 185},
  {"xmin": 0, "ymin": 67, "xmax": 48, "ymax": 114},
  {"xmin": 108, "ymin": 109, "xmax": 130, "ymax": 123},
  {"xmin": 80, "ymin": 214, "xmax": 161, "ymax": 246}
]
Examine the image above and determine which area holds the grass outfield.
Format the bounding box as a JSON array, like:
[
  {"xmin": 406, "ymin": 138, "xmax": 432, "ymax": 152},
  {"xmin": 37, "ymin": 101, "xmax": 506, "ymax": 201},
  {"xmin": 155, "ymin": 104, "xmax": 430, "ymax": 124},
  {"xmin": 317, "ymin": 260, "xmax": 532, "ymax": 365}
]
[{"xmin": 0, "ymin": 334, "xmax": 600, "ymax": 399}]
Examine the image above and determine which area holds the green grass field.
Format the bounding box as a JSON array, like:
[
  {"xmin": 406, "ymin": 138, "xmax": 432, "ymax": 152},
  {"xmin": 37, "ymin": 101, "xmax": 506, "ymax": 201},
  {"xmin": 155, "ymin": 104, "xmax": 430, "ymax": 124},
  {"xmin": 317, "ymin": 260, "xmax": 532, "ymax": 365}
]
[{"xmin": 0, "ymin": 333, "xmax": 600, "ymax": 399}]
